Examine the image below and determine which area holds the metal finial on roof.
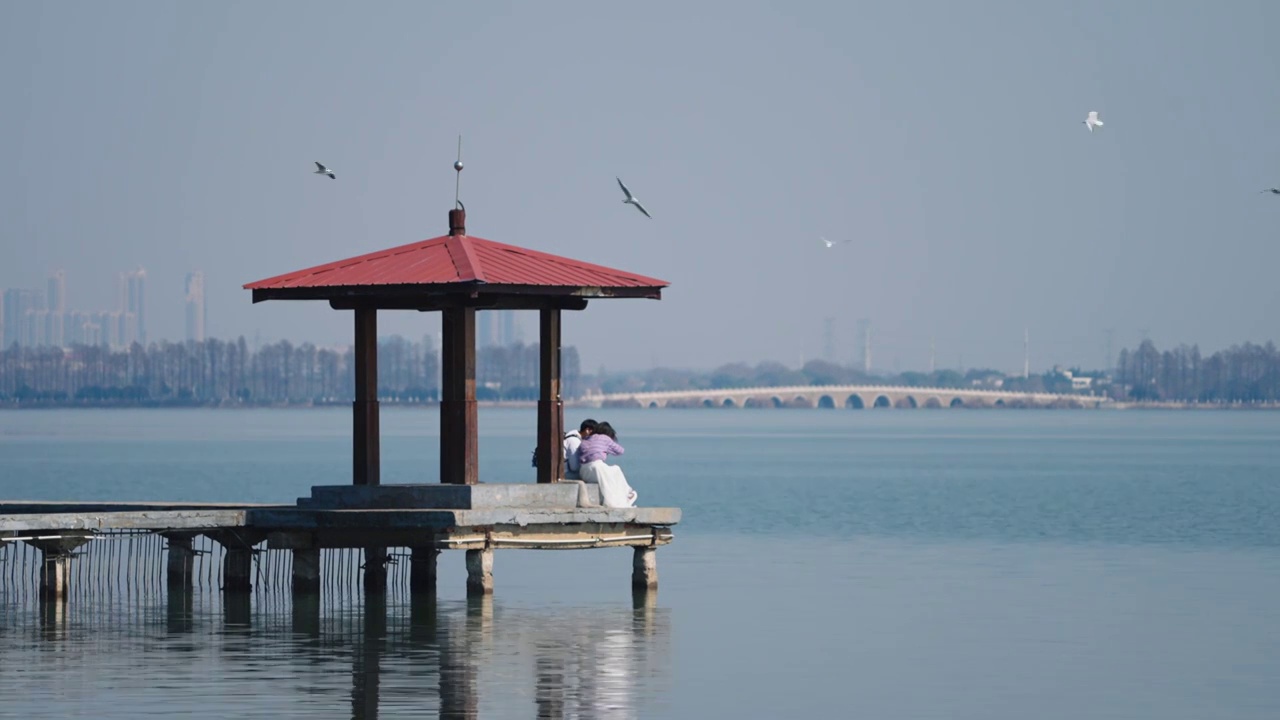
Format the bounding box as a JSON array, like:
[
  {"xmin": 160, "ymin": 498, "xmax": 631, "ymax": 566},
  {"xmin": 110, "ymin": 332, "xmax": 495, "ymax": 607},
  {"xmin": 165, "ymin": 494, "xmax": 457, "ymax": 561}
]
[{"xmin": 454, "ymin": 135, "xmax": 464, "ymax": 210}]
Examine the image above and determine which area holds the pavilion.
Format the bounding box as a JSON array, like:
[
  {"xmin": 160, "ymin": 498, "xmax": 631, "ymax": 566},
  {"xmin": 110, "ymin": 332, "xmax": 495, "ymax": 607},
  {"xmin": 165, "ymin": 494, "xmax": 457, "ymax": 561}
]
[{"xmin": 244, "ymin": 206, "xmax": 668, "ymax": 487}]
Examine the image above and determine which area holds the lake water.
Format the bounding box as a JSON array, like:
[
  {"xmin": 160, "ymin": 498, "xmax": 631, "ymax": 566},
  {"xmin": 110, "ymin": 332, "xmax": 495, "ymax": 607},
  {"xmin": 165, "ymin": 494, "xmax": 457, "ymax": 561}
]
[{"xmin": 1, "ymin": 408, "xmax": 1279, "ymax": 718}]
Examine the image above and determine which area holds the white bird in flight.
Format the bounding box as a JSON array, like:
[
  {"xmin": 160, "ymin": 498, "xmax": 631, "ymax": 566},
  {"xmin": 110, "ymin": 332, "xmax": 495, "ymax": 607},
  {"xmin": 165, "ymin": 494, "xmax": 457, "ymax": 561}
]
[
  {"xmin": 313, "ymin": 161, "xmax": 336, "ymax": 180},
  {"xmin": 820, "ymin": 236, "xmax": 849, "ymax": 248},
  {"xmin": 616, "ymin": 177, "xmax": 652, "ymax": 218},
  {"xmin": 1083, "ymin": 111, "xmax": 1104, "ymax": 133}
]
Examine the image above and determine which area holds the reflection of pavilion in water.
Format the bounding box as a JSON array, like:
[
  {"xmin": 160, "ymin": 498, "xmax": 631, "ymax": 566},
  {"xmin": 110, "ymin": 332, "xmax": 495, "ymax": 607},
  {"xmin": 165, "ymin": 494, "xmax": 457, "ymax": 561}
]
[
  {"xmin": 333, "ymin": 590, "xmax": 671, "ymax": 719},
  {"xmin": 2, "ymin": 586, "xmax": 670, "ymax": 720}
]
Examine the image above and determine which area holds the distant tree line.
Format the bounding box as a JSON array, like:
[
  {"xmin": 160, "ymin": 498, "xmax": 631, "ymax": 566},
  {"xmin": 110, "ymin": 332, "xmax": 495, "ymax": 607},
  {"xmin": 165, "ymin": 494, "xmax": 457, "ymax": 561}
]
[
  {"xmin": 1115, "ymin": 340, "xmax": 1280, "ymax": 403},
  {"xmin": 0, "ymin": 337, "xmax": 582, "ymax": 406}
]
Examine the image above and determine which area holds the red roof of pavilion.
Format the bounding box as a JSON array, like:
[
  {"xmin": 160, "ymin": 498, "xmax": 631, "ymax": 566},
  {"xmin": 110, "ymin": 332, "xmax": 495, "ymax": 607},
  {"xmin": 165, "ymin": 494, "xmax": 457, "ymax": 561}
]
[{"xmin": 244, "ymin": 232, "xmax": 668, "ymax": 294}]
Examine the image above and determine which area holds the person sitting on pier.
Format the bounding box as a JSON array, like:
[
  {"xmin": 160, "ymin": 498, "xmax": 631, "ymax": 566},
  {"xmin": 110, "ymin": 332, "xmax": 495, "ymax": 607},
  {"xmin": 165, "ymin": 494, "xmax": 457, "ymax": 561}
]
[
  {"xmin": 577, "ymin": 421, "xmax": 638, "ymax": 508},
  {"xmin": 564, "ymin": 418, "xmax": 597, "ymax": 480}
]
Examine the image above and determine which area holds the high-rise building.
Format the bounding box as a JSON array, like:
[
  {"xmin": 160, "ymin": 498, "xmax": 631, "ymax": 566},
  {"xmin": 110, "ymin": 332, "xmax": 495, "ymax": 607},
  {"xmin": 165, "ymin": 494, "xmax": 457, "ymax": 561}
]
[
  {"xmin": 46, "ymin": 270, "xmax": 66, "ymax": 314},
  {"xmin": 477, "ymin": 311, "xmax": 496, "ymax": 349},
  {"xmin": 856, "ymin": 318, "xmax": 871, "ymax": 374},
  {"xmin": 2, "ymin": 289, "xmax": 43, "ymax": 348},
  {"xmin": 498, "ymin": 310, "xmax": 521, "ymax": 346},
  {"xmin": 185, "ymin": 271, "xmax": 207, "ymax": 342},
  {"xmin": 117, "ymin": 268, "xmax": 146, "ymax": 346},
  {"xmin": 45, "ymin": 270, "xmax": 66, "ymax": 347}
]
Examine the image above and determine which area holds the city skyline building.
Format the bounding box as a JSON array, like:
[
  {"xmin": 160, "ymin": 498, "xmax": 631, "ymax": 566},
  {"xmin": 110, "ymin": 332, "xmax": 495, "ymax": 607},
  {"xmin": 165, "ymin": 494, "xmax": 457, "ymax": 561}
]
[
  {"xmin": 498, "ymin": 310, "xmax": 521, "ymax": 347},
  {"xmin": 45, "ymin": 270, "xmax": 66, "ymax": 347},
  {"xmin": 2, "ymin": 268, "xmax": 147, "ymax": 349},
  {"xmin": 118, "ymin": 267, "xmax": 147, "ymax": 345},
  {"xmin": 185, "ymin": 271, "xmax": 206, "ymax": 342},
  {"xmin": 477, "ymin": 310, "xmax": 524, "ymax": 349},
  {"xmin": 3, "ymin": 288, "xmax": 43, "ymax": 348}
]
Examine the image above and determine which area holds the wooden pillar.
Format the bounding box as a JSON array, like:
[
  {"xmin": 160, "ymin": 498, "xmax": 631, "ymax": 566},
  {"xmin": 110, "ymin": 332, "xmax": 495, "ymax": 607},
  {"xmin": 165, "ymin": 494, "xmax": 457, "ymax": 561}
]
[
  {"xmin": 536, "ymin": 308, "xmax": 565, "ymax": 484},
  {"xmin": 465, "ymin": 548, "xmax": 493, "ymax": 596},
  {"xmin": 353, "ymin": 306, "xmax": 380, "ymax": 486},
  {"xmin": 410, "ymin": 546, "xmax": 440, "ymax": 595},
  {"xmin": 632, "ymin": 546, "xmax": 658, "ymax": 590},
  {"xmin": 440, "ymin": 306, "xmax": 478, "ymax": 485},
  {"xmin": 352, "ymin": 595, "xmax": 386, "ymax": 720},
  {"xmin": 292, "ymin": 548, "xmax": 321, "ymax": 594}
]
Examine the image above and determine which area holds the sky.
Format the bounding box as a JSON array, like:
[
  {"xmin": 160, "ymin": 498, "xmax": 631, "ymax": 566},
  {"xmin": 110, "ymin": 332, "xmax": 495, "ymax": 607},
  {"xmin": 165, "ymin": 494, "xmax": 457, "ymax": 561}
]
[{"xmin": 2, "ymin": 0, "xmax": 1278, "ymax": 375}]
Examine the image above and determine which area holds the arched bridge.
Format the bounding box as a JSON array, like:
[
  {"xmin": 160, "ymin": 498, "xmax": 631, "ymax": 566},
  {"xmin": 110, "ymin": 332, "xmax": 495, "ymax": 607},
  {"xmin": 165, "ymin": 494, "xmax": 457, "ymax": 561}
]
[{"xmin": 585, "ymin": 384, "xmax": 1111, "ymax": 409}]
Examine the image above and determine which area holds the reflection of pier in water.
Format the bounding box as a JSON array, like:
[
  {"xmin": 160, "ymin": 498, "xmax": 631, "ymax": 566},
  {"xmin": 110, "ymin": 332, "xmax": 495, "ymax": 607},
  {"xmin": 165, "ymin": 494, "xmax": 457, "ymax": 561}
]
[{"xmin": 1, "ymin": 568, "xmax": 670, "ymax": 719}]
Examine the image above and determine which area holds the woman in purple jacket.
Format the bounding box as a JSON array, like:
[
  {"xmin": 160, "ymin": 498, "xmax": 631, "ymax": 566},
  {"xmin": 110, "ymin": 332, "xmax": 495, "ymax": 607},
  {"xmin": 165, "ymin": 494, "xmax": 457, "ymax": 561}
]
[{"xmin": 576, "ymin": 422, "xmax": 638, "ymax": 507}]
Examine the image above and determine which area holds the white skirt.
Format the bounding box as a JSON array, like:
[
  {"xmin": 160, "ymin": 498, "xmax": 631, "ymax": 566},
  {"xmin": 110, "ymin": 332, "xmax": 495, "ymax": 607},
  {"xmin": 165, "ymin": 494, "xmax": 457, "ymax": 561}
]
[{"xmin": 580, "ymin": 460, "xmax": 638, "ymax": 508}]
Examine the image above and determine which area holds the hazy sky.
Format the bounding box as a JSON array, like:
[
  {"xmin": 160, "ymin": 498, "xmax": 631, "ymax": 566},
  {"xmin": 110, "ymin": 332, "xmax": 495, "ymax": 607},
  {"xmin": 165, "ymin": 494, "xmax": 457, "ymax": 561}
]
[{"xmin": 2, "ymin": 1, "xmax": 1278, "ymax": 374}]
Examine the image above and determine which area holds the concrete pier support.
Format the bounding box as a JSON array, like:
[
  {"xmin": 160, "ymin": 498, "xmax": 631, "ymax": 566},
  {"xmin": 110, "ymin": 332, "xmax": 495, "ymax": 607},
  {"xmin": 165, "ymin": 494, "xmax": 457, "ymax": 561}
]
[
  {"xmin": 632, "ymin": 546, "xmax": 658, "ymax": 590},
  {"xmin": 292, "ymin": 548, "xmax": 321, "ymax": 594},
  {"xmin": 223, "ymin": 548, "xmax": 254, "ymax": 592},
  {"xmin": 27, "ymin": 535, "xmax": 91, "ymax": 602},
  {"xmin": 39, "ymin": 551, "xmax": 73, "ymax": 602},
  {"xmin": 167, "ymin": 585, "xmax": 194, "ymax": 635},
  {"xmin": 163, "ymin": 533, "xmax": 198, "ymax": 591},
  {"xmin": 465, "ymin": 548, "xmax": 493, "ymax": 596},
  {"xmin": 363, "ymin": 546, "xmax": 388, "ymax": 595},
  {"xmin": 209, "ymin": 530, "xmax": 266, "ymax": 592},
  {"xmin": 410, "ymin": 546, "xmax": 439, "ymax": 595},
  {"xmin": 292, "ymin": 592, "xmax": 321, "ymax": 636}
]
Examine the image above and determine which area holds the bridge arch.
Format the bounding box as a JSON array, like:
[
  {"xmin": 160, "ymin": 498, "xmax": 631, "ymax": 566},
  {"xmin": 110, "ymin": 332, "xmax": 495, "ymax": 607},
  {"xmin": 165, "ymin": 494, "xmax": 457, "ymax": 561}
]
[
  {"xmin": 702, "ymin": 398, "xmax": 715, "ymax": 408},
  {"xmin": 845, "ymin": 394, "xmax": 864, "ymax": 409},
  {"xmin": 791, "ymin": 395, "xmax": 812, "ymax": 408},
  {"xmin": 924, "ymin": 397, "xmax": 943, "ymax": 409},
  {"xmin": 873, "ymin": 395, "xmax": 892, "ymax": 408},
  {"xmin": 895, "ymin": 396, "xmax": 918, "ymax": 409},
  {"xmin": 721, "ymin": 398, "xmax": 737, "ymax": 408},
  {"xmin": 950, "ymin": 397, "xmax": 964, "ymax": 408},
  {"xmin": 817, "ymin": 395, "xmax": 836, "ymax": 409}
]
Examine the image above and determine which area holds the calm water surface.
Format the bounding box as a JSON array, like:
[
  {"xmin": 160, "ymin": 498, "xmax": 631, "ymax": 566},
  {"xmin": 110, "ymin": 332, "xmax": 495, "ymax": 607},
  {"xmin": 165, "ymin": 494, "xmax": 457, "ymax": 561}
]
[{"xmin": 2, "ymin": 408, "xmax": 1279, "ymax": 718}]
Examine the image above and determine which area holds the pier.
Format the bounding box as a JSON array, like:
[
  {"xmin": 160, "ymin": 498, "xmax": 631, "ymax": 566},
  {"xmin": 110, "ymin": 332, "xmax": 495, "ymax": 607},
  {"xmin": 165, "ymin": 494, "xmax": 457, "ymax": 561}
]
[{"xmin": 2, "ymin": 205, "xmax": 679, "ymax": 607}]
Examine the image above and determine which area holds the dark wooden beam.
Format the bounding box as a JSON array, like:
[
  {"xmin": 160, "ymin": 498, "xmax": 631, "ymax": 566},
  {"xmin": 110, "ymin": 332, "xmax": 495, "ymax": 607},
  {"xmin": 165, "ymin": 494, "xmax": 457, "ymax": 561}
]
[
  {"xmin": 440, "ymin": 307, "xmax": 478, "ymax": 485},
  {"xmin": 327, "ymin": 296, "xmax": 589, "ymax": 312},
  {"xmin": 254, "ymin": 283, "xmax": 661, "ymax": 304},
  {"xmin": 353, "ymin": 307, "xmax": 380, "ymax": 486},
  {"xmin": 535, "ymin": 308, "xmax": 564, "ymax": 484}
]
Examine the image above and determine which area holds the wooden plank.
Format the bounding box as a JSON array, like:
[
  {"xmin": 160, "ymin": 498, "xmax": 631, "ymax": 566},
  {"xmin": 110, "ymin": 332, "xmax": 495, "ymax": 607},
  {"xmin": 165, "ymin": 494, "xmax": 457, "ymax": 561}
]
[
  {"xmin": 353, "ymin": 307, "xmax": 380, "ymax": 486},
  {"xmin": 536, "ymin": 308, "xmax": 564, "ymax": 484},
  {"xmin": 440, "ymin": 307, "xmax": 478, "ymax": 485}
]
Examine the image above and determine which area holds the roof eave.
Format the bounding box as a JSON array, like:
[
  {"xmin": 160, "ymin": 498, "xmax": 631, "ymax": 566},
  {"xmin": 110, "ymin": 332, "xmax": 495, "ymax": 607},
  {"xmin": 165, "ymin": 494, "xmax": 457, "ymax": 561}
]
[{"xmin": 251, "ymin": 283, "xmax": 663, "ymax": 305}]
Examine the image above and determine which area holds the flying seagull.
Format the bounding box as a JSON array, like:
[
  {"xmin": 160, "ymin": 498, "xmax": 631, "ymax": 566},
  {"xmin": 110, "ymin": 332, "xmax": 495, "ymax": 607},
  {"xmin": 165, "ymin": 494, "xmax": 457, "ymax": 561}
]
[
  {"xmin": 313, "ymin": 161, "xmax": 336, "ymax": 180},
  {"xmin": 1083, "ymin": 111, "xmax": 1104, "ymax": 133},
  {"xmin": 1261, "ymin": 188, "xmax": 1280, "ymax": 195},
  {"xmin": 820, "ymin": 236, "xmax": 849, "ymax": 248},
  {"xmin": 616, "ymin": 177, "xmax": 652, "ymax": 218}
]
